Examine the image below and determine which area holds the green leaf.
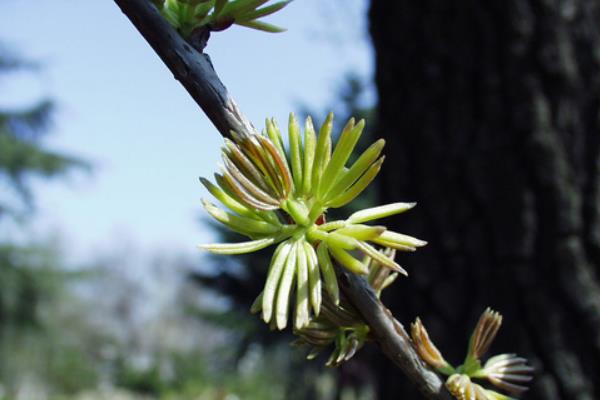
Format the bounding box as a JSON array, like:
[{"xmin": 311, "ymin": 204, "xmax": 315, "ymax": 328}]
[
  {"xmin": 262, "ymin": 241, "xmax": 293, "ymax": 323},
  {"xmin": 295, "ymin": 241, "xmax": 310, "ymax": 329},
  {"xmin": 325, "ymin": 138, "xmax": 385, "ymax": 201},
  {"xmin": 336, "ymin": 224, "xmax": 385, "ymax": 241},
  {"xmin": 193, "ymin": 0, "xmax": 215, "ymax": 18},
  {"xmin": 283, "ymin": 199, "xmax": 310, "ymax": 226},
  {"xmin": 317, "ymin": 242, "xmax": 339, "ymax": 305},
  {"xmin": 347, "ymin": 202, "xmax": 416, "ymax": 224},
  {"xmin": 288, "ymin": 113, "xmax": 304, "ymax": 192},
  {"xmin": 355, "ymin": 241, "xmax": 407, "ymax": 275},
  {"xmin": 203, "ymin": 199, "xmax": 280, "ymax": 236},
  {"xmin": 223, "ymin": 145, "xmax": 279, "ymax": 202},
  {"xmin": 381, "ymin": 273, "xmax": 399, "ymax": 292},
  {"xmin": 371, "ymin": 230, "xmax": 427, "ymax": 249},
  {"xmin": 318, "ymin": 119, "xmax": 364, "ymax": 199},
  {"xmin": 202, "ymin": 176, "xmax": 279, "ymax": 224},
  {"xmin": 198, "ymin": 237, "xmax": 276, "ymax": 254},
  {"xmin": 265, "ymin": 118, "xmax": 286, "ymax": 160},
  {"xmin": 325, "ymin": 232, "xmax": 357, "ymax": 251},
  {"xmin": 221, "ymin": 167, "xmax": 279, "ymax": 210},
  {"xmin": 238, "ymin": 135, "xmax": 283, "ymax": 197},
  {"xmin": 219, "ymin": 171, "xmax": 278, "ymax": 211},
  {"xmin": 301, "ymin": 117, "xmax": 317, "ymax": 196},
  {"xmin": 213, "ymin": 0, "xmax": 228, "ymax": 16},
  {"xmin": 327, "ymin": 155, "xmax": 383, "ymax": 208},
  {"xmin": 162, "ymin": 5, "xmax": 182, "ymax": 28},
  {"xmin": 275, "ymin": 242, "xmax": 298, "ymax": 329},
  {"xmin": 200, "ymin": 177, "xmax": 255, "ymax": 218},
  {"xmin": 318, "ymin": 220, "xmax": 346, "ymax": 232},
  {"xmin": 236, "ymin": 19, "xmax": 286, "ymax": 32},
  {"xmin": 311, "ymin": 112, "xmax": 333, "ymax": 192},
  {"xmin": 237, "ymin": 0, "xmax": 291, "ymax": 21},
  {"xmin": 223, "ymin": 138, "xmax": 270, "ymax": 191},
  {"xmin": 256, "ymin": 134, "xmax": 293, "ymax": 196},
  {"xmin": 304, "ymin": 241, "xmax": 321, "ymax": 317},
  {"xmin": 250, "ymin": 291, "xmax": 263, "ymax": 313},
  {"xmin": 221, "ymin": 0, "xmax": 269, "ymax": 18},
  {"xmin": 328, "ymin": 246, "xmax": 368, "ymax": 275}
]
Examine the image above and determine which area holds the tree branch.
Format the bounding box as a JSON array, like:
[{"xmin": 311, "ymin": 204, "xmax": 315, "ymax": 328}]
[
  {"xmin": 114, "ymin": 0, "xmax": 254, "ymax": 139},
  {"xmin": 113, "ymin": 0, "xmax": 452, "ymax": 398},
  {"xmin": 339, "ymin": 270, "xmax": 452, "ymax": 399}
]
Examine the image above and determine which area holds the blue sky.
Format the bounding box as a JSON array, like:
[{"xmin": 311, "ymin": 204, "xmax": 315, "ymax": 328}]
[{"xmin": 0, "ymin": 0, "xmax": 373, "ymax": 262}]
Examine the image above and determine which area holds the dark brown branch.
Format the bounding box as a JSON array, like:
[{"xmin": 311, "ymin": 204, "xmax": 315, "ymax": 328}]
[
  {"xmin": 339, "ymin": 270, "xmax": 452, "ymax": 399},
  {"xmin": 114, "ymin": 0, "xmax": 254, "ymax": 139},
  {"xmin": 113, "ymin": 0, "xmax": 452, "ymax": 398}
]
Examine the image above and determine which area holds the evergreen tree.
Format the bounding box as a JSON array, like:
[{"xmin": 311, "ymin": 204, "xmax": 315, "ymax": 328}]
[
  {"xmin": 0, "ymin": 45, "xmax": 94, "ymax": 395},
  {"xmin": 0, "ymin": 48, "xmax": 84, "ymax": 220}
]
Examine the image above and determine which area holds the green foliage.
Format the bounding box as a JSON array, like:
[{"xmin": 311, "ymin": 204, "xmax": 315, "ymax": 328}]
[
  {"xmin": 299, "ymin": 75, "xmax": 377, "ymax": 219},
  {"xmin": 191, "ymin": 76, "xmax": 381, "ymax": 369},
  {"xmin": 0, "ymin": 51, "xmax": 88, "ymax": 219},
  {"xmin": 155, "ymin": 0, "xmax": 291, "ymax": 37},
  {"xmin": 0, "ymin": 244, "xmax": 61, "ymax": 326},
  {"xmin": 114, "ymin": 349, "xmax": 291, "ymax": 400},
  {"xmin": 0, "ymin": 46, "xmax": 97, "ymax": 398},
  {"xmin": 0, "ymin": 243, "xmax": 102, "ymax": 397},
  {"xmin": 199, "ymin": 113, "xmax": 426, "ymax": 334},
  {"xmin": 293, "ymin": 249, "xmax": 399, "ymax": 366},
  {"xmin": 0, "ymin": 45, "xmax": 88, "ymax": 325}
]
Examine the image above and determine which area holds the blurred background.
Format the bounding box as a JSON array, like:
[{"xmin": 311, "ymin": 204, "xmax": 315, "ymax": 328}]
[{"xmin": 1, "ymin": 1, "xmax": 599, "ymax": 399}]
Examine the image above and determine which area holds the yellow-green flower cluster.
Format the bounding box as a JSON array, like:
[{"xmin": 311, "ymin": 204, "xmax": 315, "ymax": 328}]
[
  {"xmin": 155, "ymin": 0, "xmax": 290, "ymax": 37},
  {"xmin": 199, "ymin": 113, "xmax": 426, "ymax": 332},
  {"xmin": 291, "ymin": 249, "xmax": 400, "ymax": 367},
  {"xmin": 410, "ymin": 308, "xmax": 534, "ymax": 400}
]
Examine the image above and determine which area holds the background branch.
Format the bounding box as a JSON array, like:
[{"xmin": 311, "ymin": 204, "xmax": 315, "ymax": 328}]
[{"xmin": 113, "ymin": 0, "xmax": 452, "ymax": 398}]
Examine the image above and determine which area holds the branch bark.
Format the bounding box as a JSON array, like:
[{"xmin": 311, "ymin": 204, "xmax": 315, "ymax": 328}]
[
  {"xmin": 114, "ymin": 0, "xmax": 254, "ymax": 139},
  {"xmin": 339, "ymin": 270, "xmax": 452, "ymax": 399},
  {"xmin": 113, "ymin": 1, "xmax": 452, "ymax": 398}
]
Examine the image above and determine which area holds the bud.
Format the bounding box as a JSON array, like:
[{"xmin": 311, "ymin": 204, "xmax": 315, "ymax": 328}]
[
  {"xmin": 199, "ymin": 113, "xmax": 424, "ymax": 332},
  {"xmin": 157, "ymin": 0, "xmax": 290, "ymax": 37},
  {"xmin": 481, "ymin": 353, "xmax": 534, "ymax": 395},
  {"xmin": 446, "ymin": 374, "xmax": 514, "ymax": 400},
  {"xmin": 467, "ymin": 307, "xmax": 503, "ymax": 361},
  {"xmin": 410, "ymin": 318, "xmax": 454, "ymax": 374}
]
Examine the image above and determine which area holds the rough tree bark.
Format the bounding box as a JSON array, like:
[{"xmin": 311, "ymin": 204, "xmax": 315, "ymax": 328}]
[{"xmin": 370, "ymin": 1, "xmax": 600, "ymax": 399}]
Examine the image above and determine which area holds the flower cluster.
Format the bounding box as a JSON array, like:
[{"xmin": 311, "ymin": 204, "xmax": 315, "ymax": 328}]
[
  {"xmin": 199, "ymin": 113, "xmax": 426, "ymax": 333},
  {"xmin": 154, "ymin": 0, "xmax": 290, "ymax": 37},
  {"xmin": 411, "ymin": 308, "xmax": 533, "ymax": 399}
]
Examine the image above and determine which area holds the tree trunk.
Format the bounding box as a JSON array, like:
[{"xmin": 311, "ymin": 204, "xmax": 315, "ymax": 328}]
[{"xmin": 369, "ymin": 1, "xmax": 600, "ymax": 399}]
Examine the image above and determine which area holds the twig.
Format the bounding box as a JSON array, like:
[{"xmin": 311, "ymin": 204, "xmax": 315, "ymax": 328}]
[
  {"xmin": 338, "ymin": 270, "xmax": 452, "ymax": 399},
  {"xmin": 113, "ymin": 0, "xmax": 452, "ymax": 398},
  {"xmin": 114, "ymin": 0, "xmax": 254, "ymax": 139}
]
